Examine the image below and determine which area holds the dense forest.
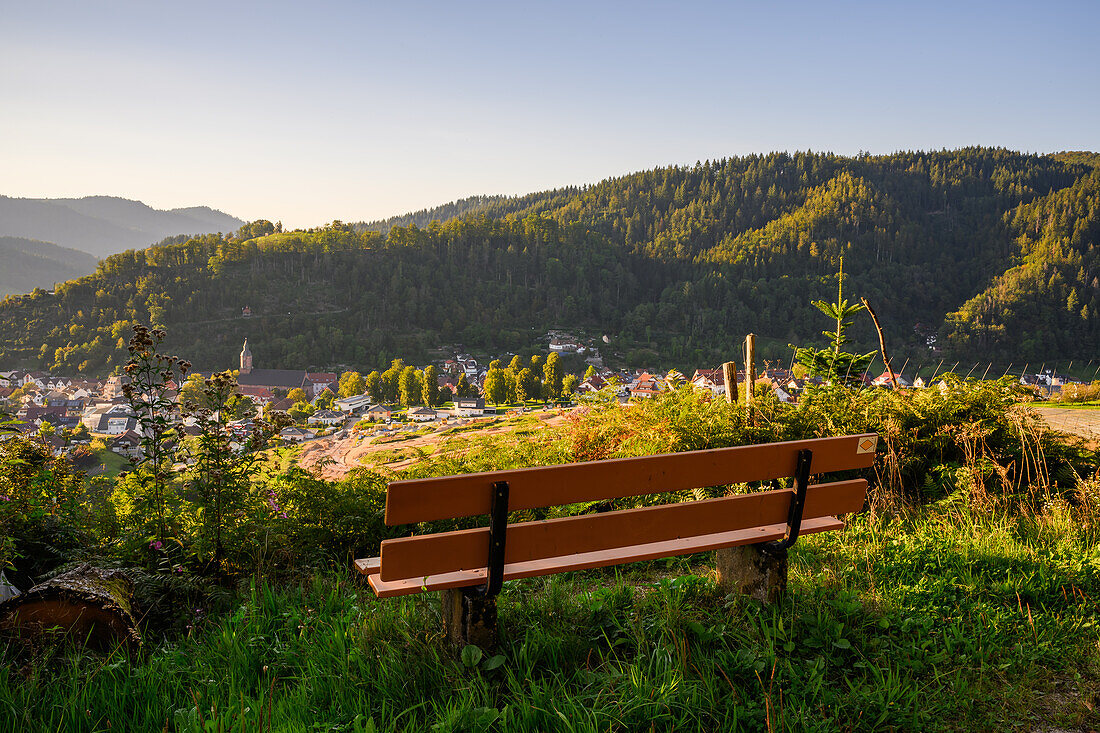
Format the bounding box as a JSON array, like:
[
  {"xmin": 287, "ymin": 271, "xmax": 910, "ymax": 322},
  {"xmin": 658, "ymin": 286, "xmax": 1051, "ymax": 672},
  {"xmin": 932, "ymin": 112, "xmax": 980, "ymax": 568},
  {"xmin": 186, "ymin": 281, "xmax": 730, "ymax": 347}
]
[{"xmin": 1, "ymin": 148, "xmax": 1098, "ymax": 375}]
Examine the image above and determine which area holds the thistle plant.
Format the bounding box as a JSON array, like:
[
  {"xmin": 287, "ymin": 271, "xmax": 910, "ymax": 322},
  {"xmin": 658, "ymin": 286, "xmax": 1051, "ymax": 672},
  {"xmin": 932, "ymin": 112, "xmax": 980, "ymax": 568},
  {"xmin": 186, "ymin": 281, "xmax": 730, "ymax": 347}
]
[{"xmin": 121, "ymin": 324, "xmax": 190, "ymax": 546}]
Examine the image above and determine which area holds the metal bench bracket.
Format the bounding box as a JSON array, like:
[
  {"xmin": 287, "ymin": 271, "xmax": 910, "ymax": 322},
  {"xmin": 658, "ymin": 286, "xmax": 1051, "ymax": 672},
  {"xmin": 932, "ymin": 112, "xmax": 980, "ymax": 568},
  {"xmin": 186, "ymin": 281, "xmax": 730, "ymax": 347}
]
[
  {"xmin": 763, "ymin": 449, "xmax": 813, "ymax": 556},
  {"xmin": 475, "ymin": 481, "xmax": 509, "ymax": 597}
]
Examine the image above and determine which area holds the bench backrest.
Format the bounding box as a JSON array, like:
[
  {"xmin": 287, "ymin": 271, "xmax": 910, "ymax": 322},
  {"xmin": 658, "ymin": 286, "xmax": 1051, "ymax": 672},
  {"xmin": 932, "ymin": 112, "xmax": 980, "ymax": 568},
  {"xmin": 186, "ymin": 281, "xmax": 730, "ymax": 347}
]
[
  {"xmin": 384, "ymin": 434, "xmax": 878, "ymax": 523},
  {"xmin": 374, "ymin": 434, "xmax": 878, "ymax": 590}
]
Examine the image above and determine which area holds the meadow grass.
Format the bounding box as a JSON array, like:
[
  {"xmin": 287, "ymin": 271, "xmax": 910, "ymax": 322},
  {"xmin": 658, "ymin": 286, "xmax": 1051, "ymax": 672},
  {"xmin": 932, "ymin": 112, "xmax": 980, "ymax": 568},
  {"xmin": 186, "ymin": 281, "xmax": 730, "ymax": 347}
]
[{"xmin": 2, "ymin": 503, "xmax": 1097, "ymax": 732}]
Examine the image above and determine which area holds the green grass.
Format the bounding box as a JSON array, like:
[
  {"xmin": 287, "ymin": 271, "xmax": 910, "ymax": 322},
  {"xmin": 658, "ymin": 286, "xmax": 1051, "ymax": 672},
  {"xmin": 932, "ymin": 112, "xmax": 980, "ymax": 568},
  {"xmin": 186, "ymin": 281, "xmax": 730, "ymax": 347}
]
[
  {"xmin": 3, "ymin": 504, "xmax": 1098, "ymax": 732},
  {"xmin": 92, "ymin": 448, "xmax": 129, "ymax": 478},
  {"xmin": 1048, "ymin": 401, "xmax": 1100, "ymax": 410}
]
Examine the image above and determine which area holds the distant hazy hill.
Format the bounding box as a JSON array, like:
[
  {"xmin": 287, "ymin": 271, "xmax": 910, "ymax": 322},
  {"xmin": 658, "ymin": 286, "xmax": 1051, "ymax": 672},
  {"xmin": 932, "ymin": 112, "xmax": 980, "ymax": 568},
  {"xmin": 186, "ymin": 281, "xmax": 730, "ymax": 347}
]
[
  {"xmin": 0, "ymin": 195, "xmax": 244, "ymax": 258},
  {"xmin": 0, "ymin": 236, "xmax": 98, "ymax": 297}
]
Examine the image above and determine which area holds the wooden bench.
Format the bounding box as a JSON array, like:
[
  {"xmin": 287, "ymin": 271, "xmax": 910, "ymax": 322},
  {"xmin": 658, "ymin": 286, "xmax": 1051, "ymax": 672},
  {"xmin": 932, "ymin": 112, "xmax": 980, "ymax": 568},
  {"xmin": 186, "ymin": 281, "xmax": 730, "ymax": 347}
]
[{"xmin": 355, "ymin": 433, "xmax": 878, "ymax": 646}]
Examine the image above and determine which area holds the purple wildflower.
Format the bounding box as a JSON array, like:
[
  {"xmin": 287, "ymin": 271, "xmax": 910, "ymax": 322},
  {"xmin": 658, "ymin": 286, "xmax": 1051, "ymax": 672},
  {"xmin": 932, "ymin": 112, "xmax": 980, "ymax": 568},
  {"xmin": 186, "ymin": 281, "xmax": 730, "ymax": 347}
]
[{"xmin": 149, "ymin": 540, "xmax": 163, "ymax": 550}]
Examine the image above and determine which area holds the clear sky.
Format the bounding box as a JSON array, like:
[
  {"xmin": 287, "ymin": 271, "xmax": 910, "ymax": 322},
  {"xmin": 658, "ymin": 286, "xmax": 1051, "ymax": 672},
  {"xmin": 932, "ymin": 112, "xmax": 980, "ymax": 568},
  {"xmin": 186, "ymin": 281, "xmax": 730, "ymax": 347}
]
[{"xmin": 2, "ymin": 1, "xmax": 1097, "ymax": 229}]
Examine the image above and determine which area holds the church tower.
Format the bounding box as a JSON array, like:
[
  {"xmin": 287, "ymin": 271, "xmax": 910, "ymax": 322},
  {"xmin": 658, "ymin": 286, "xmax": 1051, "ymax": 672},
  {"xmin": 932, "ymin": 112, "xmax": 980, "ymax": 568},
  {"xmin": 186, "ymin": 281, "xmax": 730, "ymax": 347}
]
[{"xmin": 240, "ymin": 338, "xmax": 253, "ymax": 374}]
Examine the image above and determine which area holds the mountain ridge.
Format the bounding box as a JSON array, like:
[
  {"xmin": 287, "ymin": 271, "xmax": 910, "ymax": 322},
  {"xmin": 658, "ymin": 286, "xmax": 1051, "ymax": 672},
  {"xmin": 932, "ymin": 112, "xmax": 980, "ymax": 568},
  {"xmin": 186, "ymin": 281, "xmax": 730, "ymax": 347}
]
[
  {"xmin": 0, "ymin": 236, "xmax": 99, "ymax": 298},
  {"xmin": 0, "ymin": 195, "xmax": 245, "ymax": 259},
  {"xmin": 0, "ymin": 148, "xmax": 1097, "ymax": 374}
]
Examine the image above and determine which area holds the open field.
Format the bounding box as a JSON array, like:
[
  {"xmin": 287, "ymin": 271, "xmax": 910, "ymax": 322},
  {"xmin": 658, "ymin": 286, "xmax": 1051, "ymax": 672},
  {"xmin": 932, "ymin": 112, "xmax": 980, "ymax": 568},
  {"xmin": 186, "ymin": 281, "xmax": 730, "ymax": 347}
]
[
  {"xmin": 296, "ymin": 410, "xmax": 571, "ymax": 478},
  {"xmin": 1036, "ymin": 406, "xmax": 1100, "ymax": 443}
]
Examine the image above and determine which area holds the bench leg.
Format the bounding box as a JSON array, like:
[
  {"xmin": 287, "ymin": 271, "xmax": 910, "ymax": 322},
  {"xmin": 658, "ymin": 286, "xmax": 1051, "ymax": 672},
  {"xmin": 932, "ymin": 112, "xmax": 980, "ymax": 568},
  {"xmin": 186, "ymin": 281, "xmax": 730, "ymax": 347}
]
[
  {"xmin": 715, "ymin": 544, "xmax": 787, "ymax": 603},
  {"xmin": 441, "ymin": 587, "xmax": 498, "ymax": 649}
]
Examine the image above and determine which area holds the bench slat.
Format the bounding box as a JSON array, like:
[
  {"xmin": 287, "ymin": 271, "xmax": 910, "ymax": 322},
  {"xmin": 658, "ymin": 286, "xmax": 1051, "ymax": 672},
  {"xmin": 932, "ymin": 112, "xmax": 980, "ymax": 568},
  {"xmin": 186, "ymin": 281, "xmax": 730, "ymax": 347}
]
[
  {"xmin": 384, "ymin": 434, "xmax": 877, "ymax": 524},
  {"xmin": 366, "ymin": 516, "xmax": 843, "ymax": 597},
  {"xmin": 354, "ymin": 557, "xmax": 381, "ymax": 574},
  {"xmin": 379, "ymin": 478, "xmax": 865, "ymax": 581}
]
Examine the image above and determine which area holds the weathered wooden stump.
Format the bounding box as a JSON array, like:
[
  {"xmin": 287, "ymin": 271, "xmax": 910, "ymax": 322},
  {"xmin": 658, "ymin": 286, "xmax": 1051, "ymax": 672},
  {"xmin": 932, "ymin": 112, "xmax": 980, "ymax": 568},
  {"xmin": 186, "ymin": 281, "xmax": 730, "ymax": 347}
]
[
  {"xmin": 441, "ymin": 587, "xmax": 498, "ymax": 649},
  {"xmin": 0, "ymin": 563, "xmax": 141, "ymax": 649},
  {"xmin": 715, "ymin": 544, "xmax": 787, "ymax": 603}
]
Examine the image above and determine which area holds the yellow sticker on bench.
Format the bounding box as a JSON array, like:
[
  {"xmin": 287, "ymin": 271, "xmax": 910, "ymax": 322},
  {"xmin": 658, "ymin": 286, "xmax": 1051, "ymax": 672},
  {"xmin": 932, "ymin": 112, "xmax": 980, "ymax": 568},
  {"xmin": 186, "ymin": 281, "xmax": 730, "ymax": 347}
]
[{"xmin": 857, "ymin": 435, "xmax": 878, "ymax": 454}]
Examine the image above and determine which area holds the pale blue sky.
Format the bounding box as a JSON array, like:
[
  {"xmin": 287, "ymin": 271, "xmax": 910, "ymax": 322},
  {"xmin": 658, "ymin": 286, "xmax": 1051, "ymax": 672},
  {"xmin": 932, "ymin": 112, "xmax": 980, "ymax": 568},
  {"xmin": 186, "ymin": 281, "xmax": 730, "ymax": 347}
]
[{"xmin": 2, "ymin": 1, "xmax": 1097, "ymax": 228}]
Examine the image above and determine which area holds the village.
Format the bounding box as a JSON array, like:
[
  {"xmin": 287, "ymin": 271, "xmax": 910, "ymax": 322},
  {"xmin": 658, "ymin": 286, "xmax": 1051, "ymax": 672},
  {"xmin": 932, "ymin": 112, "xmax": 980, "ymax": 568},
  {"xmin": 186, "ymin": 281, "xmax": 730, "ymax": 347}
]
[{"xmin": 0, "ymin": 327, "xmax": 1091, "ymax": 472}]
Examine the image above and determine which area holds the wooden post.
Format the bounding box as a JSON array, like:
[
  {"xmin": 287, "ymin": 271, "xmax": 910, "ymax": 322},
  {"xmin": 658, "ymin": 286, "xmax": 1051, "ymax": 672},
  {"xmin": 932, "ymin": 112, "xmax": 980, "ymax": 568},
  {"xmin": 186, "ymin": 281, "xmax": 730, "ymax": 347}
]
[
  {"xmin": 722, "ymin": 361, "xmax": 738, "ymax": 404},
  {"xmin": 441, "ymin": 588, "xmax": 498, "ymax": 649},
  {"xmin": 715, "ymin": 545, "xmax": 787, "ymax": 603},
  {"xmin": 744, "ymin": 334, "xmax": 757, "ymax": 410}
]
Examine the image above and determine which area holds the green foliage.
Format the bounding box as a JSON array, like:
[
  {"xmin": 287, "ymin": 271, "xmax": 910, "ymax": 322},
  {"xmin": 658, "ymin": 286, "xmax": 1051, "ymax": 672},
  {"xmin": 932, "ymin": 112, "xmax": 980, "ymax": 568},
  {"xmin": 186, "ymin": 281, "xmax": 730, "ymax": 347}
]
[
  {"xmin": 364, "ymin": 371, "xmax": 383, "ymax": 403},
  {"xmin": 543, "ymin": 352, "xmax": 563, "ymax": 400},
  {"xmin": 793, "ymin": 259, "xmax": 875, "ymax": 387},
  {"xmin": 421, "ymin": 365, "xmax": 440, "ymax": 407},
  {"xmin": 0, "ymin": 435, "xmax": 92, "ymax": 578},
  {"xmin": 455, "ymin": 373, "xmax": 475, "ymax": 399},
  {"xmin": 120, "ymin": 324, "xmax": 190, "ymax": 543},
  {"xmin": 315, "ymin": 388, "xmax": 335, "ymax": 409},
  {"xmin": 5, "ymin": 149, "xmax": 1098, "ymax": 375},
  {"xmin": 397, "ymin": 366, "xmax": 420, "ymax": 407},
  {"xmin": 943, "ymin": 169, "xmax": 1100, "ymax": 360},
  {"xmin": 182, "ymin": 371, "xmax": 287, "ymax": 574},
  {"xmin": 3, "ymin": 499, "xmax": 1098, "ymax": 731},
  {"xmin": 482, "ymin": 367, "xmax": 508, "ymax": 406},
  {"xmin": 338, "ymin": 371, "xmax": 365, "ymax": 398}
]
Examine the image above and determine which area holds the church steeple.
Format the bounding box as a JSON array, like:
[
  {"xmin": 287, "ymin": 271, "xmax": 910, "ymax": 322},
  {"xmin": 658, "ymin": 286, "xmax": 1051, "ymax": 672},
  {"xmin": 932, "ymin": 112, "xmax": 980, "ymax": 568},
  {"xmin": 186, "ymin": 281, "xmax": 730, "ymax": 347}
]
[{"xmin": 240, "ymin": 338, "xmax": 253, "ymax": 374}]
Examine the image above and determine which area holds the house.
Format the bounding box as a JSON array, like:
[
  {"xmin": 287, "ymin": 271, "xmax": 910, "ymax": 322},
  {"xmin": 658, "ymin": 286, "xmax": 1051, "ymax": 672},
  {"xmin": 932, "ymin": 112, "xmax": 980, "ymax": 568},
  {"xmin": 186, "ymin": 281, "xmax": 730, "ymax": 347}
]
[
  {"xmin": 453, "ymin": 398, "xmax": 487, "ymax": 417},
  {"xmin": 111, "ymin": 430, "xmax": 144, "ymax": 458},
  {"xmin": 279, "ymin": 426, "xmax": 315, "ymax": 442},
  {"xmin": 44, "ymin": 389, "xmax": 70, "ymax": 405},
  {"xmin": 690, "ymin": 368, "xmax": 727, "ymax": 397},
  {"xmin": 549, "ymin": 338, "xmax": 580, "ymax": 353},
  {"xmin": 407, "ymin": 406, "xmax": 438, "ymax": 422},
  {"xmin": 82, "ymin": 404, "xmax": 136, "ymax": 434},
  {"xmin": 263, "ymin": 397, "xmax": 296, "ymax": 415},
  {"xmin": 630, "ymin": 373, "xmax": 661, "ymax": 399},
  {"xmin": 576, "ymin": 378, "xmax": 607, "ymax": 394},
  {"xmin": 101, "ymin": 375, "xmax": 131, "ymax": 399},
  {"xmin": 22, "ymin": 372, "xmax": 51, "ymax": 390},
  {"xmin": 773, "ymin": 386, "xmax": 794, "ymax": 403},
  {"xmin": 18, "ymin": 405, "xmax": 68, "ymax": 424},
  {"xmin": 363, "ymin": 405, "xmax": 392, "ymax": 421},
  {"xmin": 871, "ymin": 370, "xmax": 913, "ymax": 388},
  {"xmin": 306, "ymin": 373, "xmax": 339, "ymax": 397},
  {"xmin": 39, "ymin": 434, "xmax": 68, "ymax": 458},
  {"xmin": 334, "ymin": 394, "xmax": 373, "ymax": 414},
  {"xmin": 237, "ymin": 385, "xmax": 275, "ymax": 404},
  {"xmin": 306, "ymin": 409, "xmax": 345, "ymax": 427}
]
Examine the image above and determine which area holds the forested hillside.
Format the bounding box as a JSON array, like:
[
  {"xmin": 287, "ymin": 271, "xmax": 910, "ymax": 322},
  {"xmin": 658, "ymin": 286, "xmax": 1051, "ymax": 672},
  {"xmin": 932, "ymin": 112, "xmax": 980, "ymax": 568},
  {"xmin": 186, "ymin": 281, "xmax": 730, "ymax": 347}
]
[{"xmin": 1, "ymin": 148, "xmax": 1097, "ymax": 375}]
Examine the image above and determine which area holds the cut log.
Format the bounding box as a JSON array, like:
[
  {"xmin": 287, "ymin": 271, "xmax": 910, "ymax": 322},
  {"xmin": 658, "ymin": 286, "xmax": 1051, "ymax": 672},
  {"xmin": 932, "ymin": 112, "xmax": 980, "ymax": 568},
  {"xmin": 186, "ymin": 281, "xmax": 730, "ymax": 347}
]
[{"xmin": 0, "ymin": 563, "xmax": 141, "ymax": 649}]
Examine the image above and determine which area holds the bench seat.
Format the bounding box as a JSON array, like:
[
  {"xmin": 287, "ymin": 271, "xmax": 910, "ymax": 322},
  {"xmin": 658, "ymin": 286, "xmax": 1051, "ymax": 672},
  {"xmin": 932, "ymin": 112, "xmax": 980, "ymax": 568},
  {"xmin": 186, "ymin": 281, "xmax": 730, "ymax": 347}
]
[
  {"xmin": 359, "ymin": 515, "xmax": 842, "ymax": 598},
  {"xmin": 354, "ymin": 434, "xmax": 878, "ymax": 605}
]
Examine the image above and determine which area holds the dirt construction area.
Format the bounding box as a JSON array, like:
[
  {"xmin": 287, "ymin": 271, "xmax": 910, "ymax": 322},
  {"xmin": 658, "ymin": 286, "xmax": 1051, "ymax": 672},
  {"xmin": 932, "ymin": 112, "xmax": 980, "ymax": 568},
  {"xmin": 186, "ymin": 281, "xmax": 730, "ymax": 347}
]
[
  {"xmin": 1035, "ymin": 406, "xmax": 1100, "ymax": 444},
  {"xmin": 296, "ymin": 411, "xmax": 570, "ymax": 480}
]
